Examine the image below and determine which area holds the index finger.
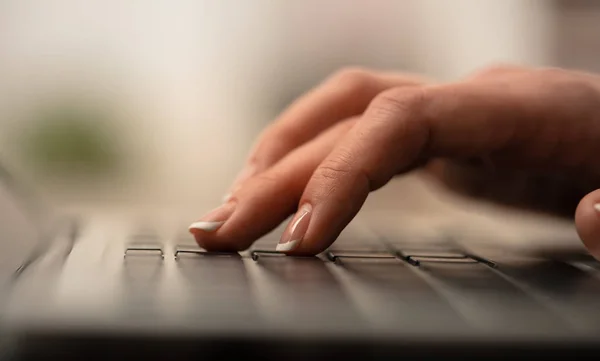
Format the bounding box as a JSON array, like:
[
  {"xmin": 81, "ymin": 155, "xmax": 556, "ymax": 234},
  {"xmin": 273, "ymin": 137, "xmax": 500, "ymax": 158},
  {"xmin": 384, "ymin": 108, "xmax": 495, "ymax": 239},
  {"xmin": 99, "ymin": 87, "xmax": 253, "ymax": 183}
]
[
  {"xmin": 282, "ymin": 71, "xmax": 600, "ymax": 255},
  {"xmin": 226, "ymin": 68, "xmax": 429, "ymax": 192}
]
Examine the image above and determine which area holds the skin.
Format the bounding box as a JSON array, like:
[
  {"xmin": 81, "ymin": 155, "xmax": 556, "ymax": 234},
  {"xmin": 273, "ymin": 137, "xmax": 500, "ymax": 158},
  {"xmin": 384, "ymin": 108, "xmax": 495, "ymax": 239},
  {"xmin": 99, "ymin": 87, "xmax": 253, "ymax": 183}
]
[{"xmin": 190, "ymin": 65, "xmax": 600, "ymax": 260}]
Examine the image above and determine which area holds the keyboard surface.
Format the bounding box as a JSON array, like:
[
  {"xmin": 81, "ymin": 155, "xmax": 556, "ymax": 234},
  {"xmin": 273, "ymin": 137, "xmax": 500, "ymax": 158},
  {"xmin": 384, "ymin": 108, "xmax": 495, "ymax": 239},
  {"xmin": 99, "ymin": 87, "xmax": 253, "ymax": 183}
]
[{"xmin": 1, "ymin": 210, "xmax": 600, "ymax": 360}]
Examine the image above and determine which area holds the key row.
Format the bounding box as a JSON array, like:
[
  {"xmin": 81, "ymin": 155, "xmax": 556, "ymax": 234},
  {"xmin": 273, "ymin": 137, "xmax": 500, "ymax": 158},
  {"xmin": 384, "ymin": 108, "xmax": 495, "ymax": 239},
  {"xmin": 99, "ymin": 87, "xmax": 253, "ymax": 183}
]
[{"xmin": 122, "ymin": 243, "xmax": 496, "ymax": 268}]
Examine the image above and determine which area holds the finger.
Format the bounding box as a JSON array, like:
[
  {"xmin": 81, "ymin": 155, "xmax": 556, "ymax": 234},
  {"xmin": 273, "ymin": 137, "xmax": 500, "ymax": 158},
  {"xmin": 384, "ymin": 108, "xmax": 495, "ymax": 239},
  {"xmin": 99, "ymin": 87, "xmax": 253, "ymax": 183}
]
[
  {"xmin": 277, "ymin": 87, "xmax": 430, "ymax": 255},
  {"xmin": 423, "ymin": 159, "xmax": 593, "ymax": 217},
  {"xmin": 575, "ymin": 189, "xmax": 600, "ymax": 260},
  {"xmin": 189, "ymin": 117, "xmax": 356, "ymax": 252},
  {"xmin": 282, "ymin": 73, "xmax": 600, "ymax": 255},
  {"xmin": 465, "ymin": 63, "xmax": 529, "ymax": 81},
  {"xmin": 225, "ymin": 68, "xmax": 429, "ymax": 194}
]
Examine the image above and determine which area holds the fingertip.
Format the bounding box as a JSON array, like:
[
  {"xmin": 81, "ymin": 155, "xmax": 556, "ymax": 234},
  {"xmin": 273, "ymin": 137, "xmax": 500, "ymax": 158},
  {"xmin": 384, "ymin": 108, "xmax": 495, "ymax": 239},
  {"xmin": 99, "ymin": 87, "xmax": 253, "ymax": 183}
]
[
  {"xmin": 281, "ymin": 196, "xmax": 365, "ymax": 257},
  {"xmin": 189, "ymin": 229, "xmax": 246, "ymax": 253},
  {"xmin": 188, "ymin": 223, "xmax": 223, "ymax": 251},
  {"xmin": 575, "ymin": 189, "xmax": 600, "ymax": 260},
  {"xmin": 187, "ymin": 201, "xmax": 242, "ymax": 251}
]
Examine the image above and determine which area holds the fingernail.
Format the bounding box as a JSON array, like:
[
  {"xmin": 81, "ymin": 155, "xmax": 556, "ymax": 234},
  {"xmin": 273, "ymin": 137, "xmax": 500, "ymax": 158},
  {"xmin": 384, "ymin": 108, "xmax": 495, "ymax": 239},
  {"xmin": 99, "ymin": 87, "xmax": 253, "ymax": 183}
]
[
  {"xmin": 277, "ymin": 204, "xmax": 312, "ymax": 252},
  {"xmin": 594, "ymin": 203, "xmax": 600, "ymax": 213},
  {"xmin": 189, "ymin": 201, "xmax": 236, "ymax": 234}
]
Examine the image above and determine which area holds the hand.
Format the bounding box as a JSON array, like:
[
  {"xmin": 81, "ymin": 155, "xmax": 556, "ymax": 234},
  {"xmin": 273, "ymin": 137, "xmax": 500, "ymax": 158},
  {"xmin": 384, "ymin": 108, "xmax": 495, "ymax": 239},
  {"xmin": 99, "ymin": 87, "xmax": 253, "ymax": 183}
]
[{"xmin": 188, "ymin": 65, "xmax": 600, "ymax": 260}]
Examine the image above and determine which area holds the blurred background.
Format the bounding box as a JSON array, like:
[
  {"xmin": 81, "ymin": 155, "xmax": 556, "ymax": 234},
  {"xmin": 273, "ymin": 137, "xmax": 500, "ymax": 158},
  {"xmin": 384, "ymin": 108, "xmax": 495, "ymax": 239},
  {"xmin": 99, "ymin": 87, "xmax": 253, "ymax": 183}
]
[{"xmin": 0, "ymin": 0, "xmax": 596, "ymax": 219}]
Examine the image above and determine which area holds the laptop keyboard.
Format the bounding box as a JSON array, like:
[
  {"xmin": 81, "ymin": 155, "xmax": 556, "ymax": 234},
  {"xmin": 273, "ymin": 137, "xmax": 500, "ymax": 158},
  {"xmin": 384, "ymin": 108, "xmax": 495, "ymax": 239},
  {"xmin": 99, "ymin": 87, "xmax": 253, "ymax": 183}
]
[{"xmin": 2, "ymin": 216, "xmax": 600, "ymax": 348}]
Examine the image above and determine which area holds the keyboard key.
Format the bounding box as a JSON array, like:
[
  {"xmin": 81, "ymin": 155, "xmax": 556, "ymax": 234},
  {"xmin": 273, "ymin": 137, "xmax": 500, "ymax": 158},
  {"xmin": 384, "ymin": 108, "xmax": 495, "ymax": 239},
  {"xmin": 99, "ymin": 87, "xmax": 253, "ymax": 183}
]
[
  {"xmin": 413, "ymin": 261, "xmax": 568, "ymax": 334},
  {"xmin": 495, "ymin": 260, "xmax": 600, "ymax": 331},
  {"xmin": 246, "ymin": 256, "xmax": 364, "ymax": 332},
  {"xmin": 330, "ymin": 257, "xmax": 469, "ymax": 335},
  {"xmin": 173, "ymin": 253, "xmax": 260, "ymax": 328}
]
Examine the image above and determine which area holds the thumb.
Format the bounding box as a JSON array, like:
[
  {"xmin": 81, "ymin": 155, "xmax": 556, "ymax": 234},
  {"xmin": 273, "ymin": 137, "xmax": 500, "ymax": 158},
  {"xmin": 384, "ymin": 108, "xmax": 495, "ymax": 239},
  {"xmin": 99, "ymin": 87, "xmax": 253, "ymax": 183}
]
[{"xmin": 575, "ymin": 189, "xmax": 600, "ymax": 260}]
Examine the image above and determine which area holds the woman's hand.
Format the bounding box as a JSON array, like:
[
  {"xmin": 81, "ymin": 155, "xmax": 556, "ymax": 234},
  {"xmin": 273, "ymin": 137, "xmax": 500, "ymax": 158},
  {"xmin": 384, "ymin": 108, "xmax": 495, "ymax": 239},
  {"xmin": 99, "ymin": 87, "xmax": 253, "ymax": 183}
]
[{"xmin": 188, "ymin": 65, "xmax": 600, "ymax": 260}]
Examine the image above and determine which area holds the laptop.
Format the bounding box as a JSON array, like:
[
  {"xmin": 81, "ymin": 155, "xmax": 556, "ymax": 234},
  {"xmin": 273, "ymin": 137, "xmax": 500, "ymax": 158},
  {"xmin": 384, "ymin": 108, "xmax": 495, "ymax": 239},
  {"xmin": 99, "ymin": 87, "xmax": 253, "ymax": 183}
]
[{"xmin": 1, "ymin": 161, "xmax": 600, "ymax": 360}]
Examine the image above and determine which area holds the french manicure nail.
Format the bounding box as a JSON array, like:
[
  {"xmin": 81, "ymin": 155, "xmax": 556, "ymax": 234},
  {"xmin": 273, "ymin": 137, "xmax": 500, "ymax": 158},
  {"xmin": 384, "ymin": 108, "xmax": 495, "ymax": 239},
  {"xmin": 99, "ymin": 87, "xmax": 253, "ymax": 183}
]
[
  {"xmin": 277, "ymin": 204, "xmax": 312, "ymax": 252},
  {"xmin": 189, "ymin": 201, "xmax": 236, "ymax": 234},
  {"xmin": 594, "ymin": 203, "xmax": 600, "ymax": 213}
]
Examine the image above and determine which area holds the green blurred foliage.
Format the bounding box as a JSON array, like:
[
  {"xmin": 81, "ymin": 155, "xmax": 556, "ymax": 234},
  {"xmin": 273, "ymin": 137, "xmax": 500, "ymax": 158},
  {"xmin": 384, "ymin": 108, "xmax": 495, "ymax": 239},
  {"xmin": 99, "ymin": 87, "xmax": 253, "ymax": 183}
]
[{"xmin": 21, "ymin": 102, "xmax": 122, "ymax": 177}]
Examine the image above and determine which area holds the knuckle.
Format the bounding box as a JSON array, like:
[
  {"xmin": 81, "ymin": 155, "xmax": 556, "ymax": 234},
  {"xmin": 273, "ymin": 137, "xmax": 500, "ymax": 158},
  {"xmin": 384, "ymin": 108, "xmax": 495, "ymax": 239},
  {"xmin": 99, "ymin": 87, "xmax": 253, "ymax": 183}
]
[
  {"xmin": 535, "ymin": 66, "xmax": 569, "ymax": 79},
  {"xmin": 249, "ymin": 128, "xmax": 295, "ymax": 166},
  {"xmin": 328, "ymin": 66, "xmax": 375, "ymax": 92},
  {"xmin": 253, "ymin": 171, "xmax": 281, "ymax": 187},
  {"xmin": 536, "ymin": 68, "xmax": 600, "ymax": 104},
  {"xmin": 314, "ymin": 159, "xmax": 353, "ymax": 185},
  {"xmin": 246, "ymin": 147, "xmax": 263, "ymax": 167},
  {"xmin": 248, "ymin": 170, "xmax": 293, "ymax": 202},
  {"xmin": 369, "ymin": 86, "xmax": 430, "ymax": 120},
  {"xmin": 312, "ymin": 152, "xmax": 356, "ymax": 193},
  {"xmin": 469, "ymin": 64, "xmax": 526, "ymax": 80},
  {"xmin": 367, "ymin": 87, "xmax": 431, "ymax": 175},
  {"xmin": 313, "ymin": 149, "xmax": 374, "ymax": 194},
  {"xmin": 536, "ymin": 67, "xmax": 592, "ymax": 89}
]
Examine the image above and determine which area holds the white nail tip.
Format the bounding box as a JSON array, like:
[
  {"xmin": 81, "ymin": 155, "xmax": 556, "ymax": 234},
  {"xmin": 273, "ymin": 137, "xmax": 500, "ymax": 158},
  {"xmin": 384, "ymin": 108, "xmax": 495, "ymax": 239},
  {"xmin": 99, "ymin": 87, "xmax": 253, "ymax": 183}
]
[
  {"xmin": 594, "ymin": 204, "xmax": 600, "ymax": 213},
  {"xmin": 188, "ymin": 221, "xmax": 225, "ymax": 232},
  {"xmin": 276, "ymin": 239, "xmax": 299, "ymax": 252}
]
